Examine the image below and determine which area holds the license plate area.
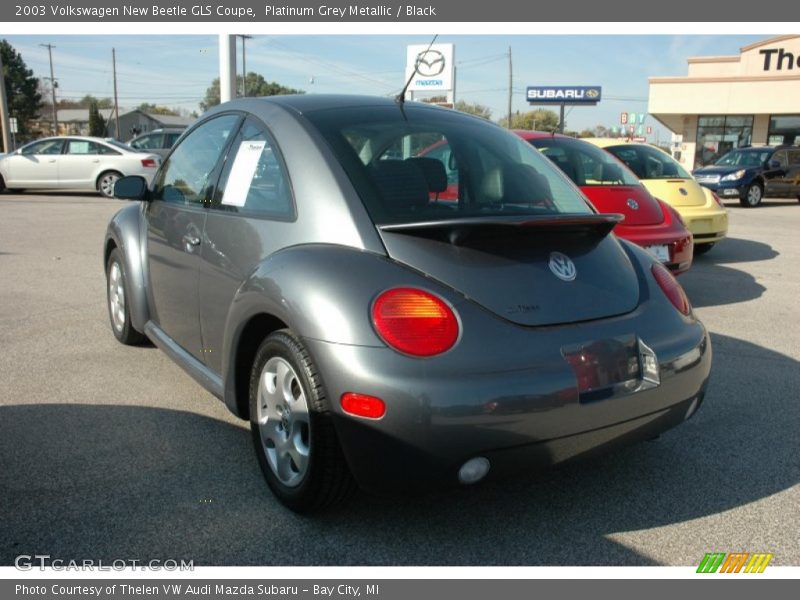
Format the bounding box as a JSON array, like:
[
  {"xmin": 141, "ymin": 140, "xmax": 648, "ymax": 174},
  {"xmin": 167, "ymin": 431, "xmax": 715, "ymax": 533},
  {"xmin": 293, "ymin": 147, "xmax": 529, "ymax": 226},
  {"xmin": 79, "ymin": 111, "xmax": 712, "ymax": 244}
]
[
  {"xmin": 645, "ymin": 244, "xmax": 670, "ymax": 263},
  {"xmin": 562, "ymin": 335, "xmax": 660, "ymax": 403}
]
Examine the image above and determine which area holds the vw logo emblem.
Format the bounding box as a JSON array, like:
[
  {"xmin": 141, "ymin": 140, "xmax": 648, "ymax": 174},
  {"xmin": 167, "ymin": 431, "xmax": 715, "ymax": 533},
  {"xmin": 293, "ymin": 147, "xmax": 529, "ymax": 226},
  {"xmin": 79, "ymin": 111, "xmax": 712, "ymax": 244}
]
[
  {"xmin": 414, "ymin": 50, "xmax": 446, "ymax": 77},
  {"xmin": 679, "ymin": 188, "xmax": 688, "ymax": 196},
  {"xmin": 548, "ymin": 251, "xmax": 577, "ymax": 282},
  {"xmin": 627, "ymin": 198, "xmax": 639, "ymax": 210}
]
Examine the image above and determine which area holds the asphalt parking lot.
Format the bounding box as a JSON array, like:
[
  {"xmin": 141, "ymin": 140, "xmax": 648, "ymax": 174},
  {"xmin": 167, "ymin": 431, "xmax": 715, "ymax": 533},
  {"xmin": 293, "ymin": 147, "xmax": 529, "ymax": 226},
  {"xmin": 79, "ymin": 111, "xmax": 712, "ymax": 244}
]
[{"xmin": 1, "ymin": 192, "xmax": 798, "ymax": 567}]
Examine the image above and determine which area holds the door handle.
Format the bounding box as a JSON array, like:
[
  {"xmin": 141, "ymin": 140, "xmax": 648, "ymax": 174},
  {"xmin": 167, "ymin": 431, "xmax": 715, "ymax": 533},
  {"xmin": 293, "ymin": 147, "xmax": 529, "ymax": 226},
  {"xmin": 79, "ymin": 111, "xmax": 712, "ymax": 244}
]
[
  {"xmin": 182, "ymin": 234, "xmax": 201, "ymax": 250},
  {"xmin": 48, "ymin": 159, "xmax": 57, "ymax": 163}
]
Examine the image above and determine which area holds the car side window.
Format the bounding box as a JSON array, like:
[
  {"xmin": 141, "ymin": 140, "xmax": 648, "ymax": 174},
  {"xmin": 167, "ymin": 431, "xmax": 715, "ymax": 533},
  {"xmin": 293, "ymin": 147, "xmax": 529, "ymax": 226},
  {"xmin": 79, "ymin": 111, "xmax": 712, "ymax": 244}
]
[
  {"xmin": 96, "ymin": 144, "xmax": 121, "ymax": 156},
  {"xmin": 21, "ymin": 139, "xmax": 64, "ymax": 155},
  {"xmin": 213, "ymin": 118, "xmax": 294, "ymax": 219},
  {"xmin": 788, "ymin": 150, "xmax": 800, "ymax": 166},
  {"xmin": 164, "ymin": 133, "xmax": 182, "ymax": 147},
  {"xmin": 153, "ymin": 114, "xmax": 240, "ymax": 206},
  {"xmin": 772, "ymin": 151, "xmax": 788, "ymax": 168},
  {"xmin": 66, "ymin": 140, "xmax": 100, "ymax": 155}
]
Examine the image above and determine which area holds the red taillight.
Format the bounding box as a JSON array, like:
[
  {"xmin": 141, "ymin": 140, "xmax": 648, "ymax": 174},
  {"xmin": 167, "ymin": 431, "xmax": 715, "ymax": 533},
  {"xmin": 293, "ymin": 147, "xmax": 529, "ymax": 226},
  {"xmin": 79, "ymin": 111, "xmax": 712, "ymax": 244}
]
[
  {"xmin": 652, "ymin": 262, "xmax": 691, "ymax": 315},
  {"xmin": 340, "ymin": 393, "xmax": 386, "ymax": 419},
  {"xmin": 371, "ymin": 288, "xmax": 459, "ymax": 357},
  {"xmin": 141, "ymin": 158, "xmax": 157, "ymax": 168},
  {"xmin": 712, "ymin": 192, "xmax": 725, "ymax": 207}
]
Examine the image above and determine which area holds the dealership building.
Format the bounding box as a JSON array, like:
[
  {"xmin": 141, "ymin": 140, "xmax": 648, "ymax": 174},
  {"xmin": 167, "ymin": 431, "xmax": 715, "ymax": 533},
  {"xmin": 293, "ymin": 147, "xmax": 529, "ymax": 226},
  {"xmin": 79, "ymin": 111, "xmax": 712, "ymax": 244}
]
[{"xmin": 648, "ymin": 35, "xmax": 800, "ymax": 168}]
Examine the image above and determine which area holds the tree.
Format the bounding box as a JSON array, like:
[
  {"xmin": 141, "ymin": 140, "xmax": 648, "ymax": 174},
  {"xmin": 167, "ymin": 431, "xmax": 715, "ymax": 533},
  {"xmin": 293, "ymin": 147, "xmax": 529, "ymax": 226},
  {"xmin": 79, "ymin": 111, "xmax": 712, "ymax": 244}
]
[
  {"xmin": 137, "ymin": 102, "xmax": 178, "ymax": 116},
  {"xmin": 498, "ymin": 109, "xmax": 560, "ymax": 131},
  {"xmin": 454, "ymin": 100, "xmax": 492, "ymax": 120},
  {"xmin": 88, "ymin": 101, "xmax": 106, "ymax": 137},
  {"xmin": 1, "ymin": 39, "xmax": 43, "ymax": 138},
  {"xmin": 200, "ymin": 73, "xmax": 304, "ymax": 112}
]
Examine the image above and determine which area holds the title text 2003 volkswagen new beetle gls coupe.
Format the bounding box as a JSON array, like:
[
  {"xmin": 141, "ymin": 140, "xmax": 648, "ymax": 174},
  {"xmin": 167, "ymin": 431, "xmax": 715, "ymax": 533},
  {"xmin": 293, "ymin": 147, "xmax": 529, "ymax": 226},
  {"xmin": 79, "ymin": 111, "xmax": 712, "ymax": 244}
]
[{"xmin": 105, "ymin": 95, "xmax": 711, "ymax": 512}]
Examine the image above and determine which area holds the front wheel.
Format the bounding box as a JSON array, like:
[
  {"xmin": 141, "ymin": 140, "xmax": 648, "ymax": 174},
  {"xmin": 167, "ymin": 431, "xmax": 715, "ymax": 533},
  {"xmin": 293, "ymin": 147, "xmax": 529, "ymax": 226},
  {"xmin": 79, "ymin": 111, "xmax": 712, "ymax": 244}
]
[
  {"xmin": 249, "ymin": 330, "xmax": 355, "ymax": 512},
  {"xmin": 740, "ymin": 182, "xmax": 763, "ymax": 207},
  {"xmin": 97, "ymin": 171, "xmax": 122, "ymax": 198}
]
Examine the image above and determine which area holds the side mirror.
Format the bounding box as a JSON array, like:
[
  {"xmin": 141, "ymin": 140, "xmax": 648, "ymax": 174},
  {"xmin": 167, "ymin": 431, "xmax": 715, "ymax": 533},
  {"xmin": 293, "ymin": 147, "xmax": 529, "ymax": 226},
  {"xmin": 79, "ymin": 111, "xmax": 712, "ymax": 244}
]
[
  {"xmin": 768, "ymin": 159, "xmax": 781, "ymax": 169},
  {"xmin": 114, "ymin": 175, "xmax": 149, "ymax": 201}
]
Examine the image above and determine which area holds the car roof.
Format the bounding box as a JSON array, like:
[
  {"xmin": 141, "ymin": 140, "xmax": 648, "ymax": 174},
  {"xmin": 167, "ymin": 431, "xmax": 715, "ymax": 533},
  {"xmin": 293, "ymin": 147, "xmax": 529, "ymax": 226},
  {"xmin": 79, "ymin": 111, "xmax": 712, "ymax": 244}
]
[
  {"xmin": 513, "ymin": 130, "xmax": 568, "ymax": 141},
  {"xmin": 211, "ymin": 94, "xmax": 456, "ymax": 116}
]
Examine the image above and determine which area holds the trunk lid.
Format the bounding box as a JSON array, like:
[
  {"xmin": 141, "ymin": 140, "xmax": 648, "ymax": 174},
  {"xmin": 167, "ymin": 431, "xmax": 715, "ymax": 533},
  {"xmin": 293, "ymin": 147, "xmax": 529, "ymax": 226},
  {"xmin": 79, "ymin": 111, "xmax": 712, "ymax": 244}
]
[
  {"xmin": 580, "ymin": 185, "xmax": 664, "ymax": 226},
  {"xmin": 378, "ymin": 214, "xmax": 640, "ymax": 327},
  {"xmin": 641, "ymin": 178, "xmax": 708, "ymax": 208}
]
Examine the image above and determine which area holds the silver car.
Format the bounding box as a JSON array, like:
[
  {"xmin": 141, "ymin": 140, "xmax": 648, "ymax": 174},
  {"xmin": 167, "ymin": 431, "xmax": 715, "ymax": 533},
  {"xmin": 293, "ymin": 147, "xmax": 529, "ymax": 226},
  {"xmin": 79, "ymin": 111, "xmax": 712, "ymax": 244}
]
[
  {"xmin": 105, "ymin": 96, "xmax": 712, "ymax": 512},
  {"xmin": 0, "ymin": 136, "xmax": 159, "ymax": 197}
]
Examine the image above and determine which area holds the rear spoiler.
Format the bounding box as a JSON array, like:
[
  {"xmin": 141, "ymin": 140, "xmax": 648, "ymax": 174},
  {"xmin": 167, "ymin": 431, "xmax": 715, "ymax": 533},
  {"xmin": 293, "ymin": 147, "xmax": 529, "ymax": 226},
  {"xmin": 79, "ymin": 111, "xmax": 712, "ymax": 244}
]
[{"xmin": 379, "ymin": 213, "xmax": 624, "ymax": 245}]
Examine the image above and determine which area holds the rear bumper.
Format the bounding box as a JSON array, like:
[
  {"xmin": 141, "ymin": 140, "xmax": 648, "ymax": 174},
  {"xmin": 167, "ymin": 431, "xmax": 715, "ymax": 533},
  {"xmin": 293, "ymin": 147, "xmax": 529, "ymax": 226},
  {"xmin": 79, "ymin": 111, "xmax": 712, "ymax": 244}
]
[
  {"xmin": 614, "ymin": 224, "xmax": 693, "ymax": 274},
  {"xmin": 306, "ymin": 321, "xmax": 711, "ymax": 493},
  {"xmin": 678, "ymin": 206, "xmax": 729, "ymax": 246}
]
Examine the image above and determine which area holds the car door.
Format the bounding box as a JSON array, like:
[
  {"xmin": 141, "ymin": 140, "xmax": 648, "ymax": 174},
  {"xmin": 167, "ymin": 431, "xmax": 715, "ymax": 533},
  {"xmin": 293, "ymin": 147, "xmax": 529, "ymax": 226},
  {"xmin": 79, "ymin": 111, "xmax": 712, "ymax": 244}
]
[
  {"xmin": 786, "ymin": 149, "xmax": 800, "ymax": 196},
  {"xmin": 199, "ymin": 116, "xmax": 296, "ymax": 372},
  {"xmin": 146, "ymin": 113, "xmax": 241, "ymax": 358},
  {"xmin": 5, "ymin": 139, "xmax": 64, "ymax": 187},
  {"xmin": 58, "ymin": 139, "xmax": 103, "ymax": 189}
]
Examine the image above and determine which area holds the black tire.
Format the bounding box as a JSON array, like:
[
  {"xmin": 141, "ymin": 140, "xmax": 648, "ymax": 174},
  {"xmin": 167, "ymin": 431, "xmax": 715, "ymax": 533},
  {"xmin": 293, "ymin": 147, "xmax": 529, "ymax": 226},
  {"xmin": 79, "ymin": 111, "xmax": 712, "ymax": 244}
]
[
  {"xmin": 105, "ymin": 248, "xmax": 146, "ymax": 345},
  {"xmin": 739, "ymin": 182, "xmax": 763, "ymax": 207},
  {"xmin": 249, "ymin": 330, "xmax": 356, "ymax": 513},
  {"xmin": 694, "ymin": 243, "xmax": 715, "ymax": 255},
  {"xmin": 8, "ymin": 189, "xmax": 24, "ymax": 194},
  {"xmin": 0, "ymin": 174, "xmax": 5, "ymax": 193},
  {"xmin": 97, "ymin": 170, "xmax": 123, "ymax": 198}
]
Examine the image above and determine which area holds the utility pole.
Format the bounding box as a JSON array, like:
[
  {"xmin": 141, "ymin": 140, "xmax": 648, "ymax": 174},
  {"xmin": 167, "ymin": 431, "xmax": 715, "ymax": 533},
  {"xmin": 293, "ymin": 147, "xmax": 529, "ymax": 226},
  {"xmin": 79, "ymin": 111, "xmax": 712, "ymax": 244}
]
[
  {"xmin": 237, "ymin": 35, "xmax": 252, "ymax": 97},
  {"xmin": 0, "ymin": 51, "xmax": 12, "ymax": 152},
  {"xmin": 112, "ymin": 48, "xmax": 120, "ymax": 139},
  {"xmin": 40, "ymin": 43, "xmax": 58, "ymax": 135},
  {"xmin": 507, "ymin": 46, "xmax": 512, "ymax": 129}
]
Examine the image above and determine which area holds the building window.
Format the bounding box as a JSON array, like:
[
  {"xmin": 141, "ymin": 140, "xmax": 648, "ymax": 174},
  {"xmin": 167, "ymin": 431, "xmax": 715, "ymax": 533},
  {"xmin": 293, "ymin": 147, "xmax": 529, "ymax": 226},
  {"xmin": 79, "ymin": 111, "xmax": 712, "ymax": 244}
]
[
  {"xmin": 767, "ymin": 115, "xmax": 800, "ymax": 146},
  {"xmin": 696, "ymin": 115, "xmax": 753, "ymax": 168}
]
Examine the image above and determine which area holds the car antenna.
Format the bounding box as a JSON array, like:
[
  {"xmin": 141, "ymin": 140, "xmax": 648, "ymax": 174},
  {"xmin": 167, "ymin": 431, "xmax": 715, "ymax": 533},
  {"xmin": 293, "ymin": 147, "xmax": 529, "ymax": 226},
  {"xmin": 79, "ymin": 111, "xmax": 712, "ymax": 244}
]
[{"xmin": 396, "ymin": 34, "xmax": 439, "ymax": 107}]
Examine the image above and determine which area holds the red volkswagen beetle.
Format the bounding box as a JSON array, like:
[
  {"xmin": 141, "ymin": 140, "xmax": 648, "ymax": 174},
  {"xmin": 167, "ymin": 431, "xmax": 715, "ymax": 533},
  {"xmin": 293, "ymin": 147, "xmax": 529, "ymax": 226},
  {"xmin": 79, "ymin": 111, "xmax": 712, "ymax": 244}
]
[{"xmin": 518, "ymin": 132, "xmax": 693, "ymax": 274}]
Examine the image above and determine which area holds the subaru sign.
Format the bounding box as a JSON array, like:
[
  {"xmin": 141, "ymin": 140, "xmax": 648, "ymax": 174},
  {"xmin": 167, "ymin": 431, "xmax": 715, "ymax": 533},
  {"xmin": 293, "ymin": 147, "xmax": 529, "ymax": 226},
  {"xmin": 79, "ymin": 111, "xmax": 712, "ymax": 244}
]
[{"xmin": 527, "ymin": 86, "xmax": 602, "ymax": 105}]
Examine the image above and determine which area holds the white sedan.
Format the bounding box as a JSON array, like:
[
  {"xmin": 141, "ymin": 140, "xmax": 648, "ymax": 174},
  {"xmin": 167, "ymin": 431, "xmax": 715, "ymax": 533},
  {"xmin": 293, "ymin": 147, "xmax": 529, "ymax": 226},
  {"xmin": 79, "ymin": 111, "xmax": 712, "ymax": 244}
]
[{"xmin": 0, "ymin": 136, "xmax": 160, "ymax": 197}]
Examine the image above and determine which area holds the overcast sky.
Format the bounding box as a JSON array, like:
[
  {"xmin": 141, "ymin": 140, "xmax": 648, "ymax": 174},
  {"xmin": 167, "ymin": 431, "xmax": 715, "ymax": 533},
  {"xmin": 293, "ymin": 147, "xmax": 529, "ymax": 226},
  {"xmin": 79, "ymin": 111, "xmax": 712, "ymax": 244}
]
[{"xmin": 5, "ymin": 34, "xmax": 765, "ymax": 141}]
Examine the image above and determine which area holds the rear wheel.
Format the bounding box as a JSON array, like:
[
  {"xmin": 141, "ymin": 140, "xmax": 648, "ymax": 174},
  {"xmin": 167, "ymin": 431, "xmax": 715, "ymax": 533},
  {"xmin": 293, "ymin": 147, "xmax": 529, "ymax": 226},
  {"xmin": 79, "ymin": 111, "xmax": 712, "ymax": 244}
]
[
  {"xmin": 97, "ymin": 171, "xmax": 122, "ymax": 198},
  {"xmin": 106, "ymin": 248, "xmax": 146, "ymax": 345},
  {"xmin": 249, "ymin": 330, "xmax": 355, "ymax": 512},
  {"xmin": 739, "ymin": 182, "xmax": 763, "ymax": 207}
]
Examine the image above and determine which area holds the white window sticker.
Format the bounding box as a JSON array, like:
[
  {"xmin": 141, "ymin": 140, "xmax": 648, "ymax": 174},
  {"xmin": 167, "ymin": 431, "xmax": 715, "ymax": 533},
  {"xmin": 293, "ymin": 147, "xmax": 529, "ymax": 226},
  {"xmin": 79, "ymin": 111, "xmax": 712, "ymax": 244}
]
[{"xmin": 221, "ymin": 140, "xmax": 267, "ymax": 207}]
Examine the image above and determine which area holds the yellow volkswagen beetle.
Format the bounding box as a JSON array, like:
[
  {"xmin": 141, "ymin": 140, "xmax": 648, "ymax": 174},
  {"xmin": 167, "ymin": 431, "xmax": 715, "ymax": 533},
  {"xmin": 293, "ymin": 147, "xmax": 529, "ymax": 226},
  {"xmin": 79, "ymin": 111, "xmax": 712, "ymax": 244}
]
[{"xmin": 585, "ymin": 139, "xmax": 728, "ymax": 255}]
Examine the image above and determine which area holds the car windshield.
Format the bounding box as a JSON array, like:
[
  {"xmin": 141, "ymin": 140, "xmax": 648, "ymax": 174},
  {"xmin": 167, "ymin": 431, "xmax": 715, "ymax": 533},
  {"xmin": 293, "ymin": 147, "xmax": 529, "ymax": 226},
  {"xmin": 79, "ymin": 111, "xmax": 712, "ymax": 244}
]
[
  {"xmin": 715, "ymin": 149, "xmax": 771, "ymax": 167},
  {"xmin": 527, "ymin": 137, "xmax": 642, "ymax": 187},
  {"xmin": 304, "ymin": 105, "xmax": 592, "ymax": 225},
  {"xmin": 104, "ymin": 139, "xmax": 136, "ymax": 152},
  {"xmin": 605, "ymin": 144, "xmax": 692, "ymax": 179}
]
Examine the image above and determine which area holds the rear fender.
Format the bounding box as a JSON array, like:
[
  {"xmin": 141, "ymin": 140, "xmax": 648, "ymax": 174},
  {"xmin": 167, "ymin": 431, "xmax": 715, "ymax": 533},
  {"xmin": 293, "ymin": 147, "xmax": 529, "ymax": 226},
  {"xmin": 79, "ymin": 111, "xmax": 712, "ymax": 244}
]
[{"xmin": 219, "ymin": 244, "xmax": 461, "ymax": 415}]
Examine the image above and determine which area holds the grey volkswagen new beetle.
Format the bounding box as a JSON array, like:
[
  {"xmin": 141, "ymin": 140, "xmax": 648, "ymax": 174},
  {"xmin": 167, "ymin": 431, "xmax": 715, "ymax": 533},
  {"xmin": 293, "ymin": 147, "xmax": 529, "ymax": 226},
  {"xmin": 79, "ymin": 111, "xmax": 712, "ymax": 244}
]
[{"xmin": 105, "ymin": 95, "xmax": 711, "ymax": 512}]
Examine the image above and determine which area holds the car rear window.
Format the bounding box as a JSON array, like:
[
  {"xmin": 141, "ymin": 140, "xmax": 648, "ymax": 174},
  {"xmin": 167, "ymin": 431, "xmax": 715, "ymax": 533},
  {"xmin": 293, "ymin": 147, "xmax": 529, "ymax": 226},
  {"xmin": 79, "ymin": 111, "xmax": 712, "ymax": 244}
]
[
  {"xmin": 529, "ymin": 137, "xmax": 642, "ymax": 187},
  {"xmin": 304, "ymin": 105, "xmax": 592, "ymax": 225},
  {"xmin": 605, "ymin": 144, "xmax": 692, "ymax": 180}
]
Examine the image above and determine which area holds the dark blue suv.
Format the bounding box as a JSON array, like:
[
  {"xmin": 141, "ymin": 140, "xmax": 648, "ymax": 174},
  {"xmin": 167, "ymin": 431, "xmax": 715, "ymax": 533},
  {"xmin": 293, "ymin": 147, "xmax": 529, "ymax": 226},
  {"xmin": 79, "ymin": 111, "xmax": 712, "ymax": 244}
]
[{"xmin": 693, "ymin": 146, "xmax": 800, "ymax": 207}]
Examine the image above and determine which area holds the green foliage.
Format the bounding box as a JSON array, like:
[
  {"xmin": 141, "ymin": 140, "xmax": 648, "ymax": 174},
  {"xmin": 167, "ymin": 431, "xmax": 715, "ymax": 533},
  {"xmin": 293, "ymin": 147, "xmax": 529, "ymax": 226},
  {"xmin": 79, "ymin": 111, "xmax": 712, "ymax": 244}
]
[
  {"xmin": 498, "ymin": 109, "xmax": 560, "ymax": 131},
  {"xmin": 454, "ymin": 100, "xmax": 492, "ymax": 120},
  {"xmin": 0, "ymin": 39, "xmax": 43, "ymax": 137},
  {"xmin": 137, "ymin": 102, "xmax": 178, "ymax": 116},
  {"xmin": 200, "ymin": 73, "xmax": 304, "ymax": 112},
  {"xmin": 88, "ymin": 101, "xmax": 106, "ymax": 137}
]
